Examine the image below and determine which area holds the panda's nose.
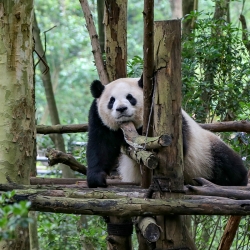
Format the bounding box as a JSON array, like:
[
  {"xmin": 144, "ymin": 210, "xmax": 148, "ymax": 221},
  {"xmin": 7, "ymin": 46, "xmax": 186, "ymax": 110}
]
[{"xmin": 116, "ymin": 106, "xmax": 127, "ymax": 113}]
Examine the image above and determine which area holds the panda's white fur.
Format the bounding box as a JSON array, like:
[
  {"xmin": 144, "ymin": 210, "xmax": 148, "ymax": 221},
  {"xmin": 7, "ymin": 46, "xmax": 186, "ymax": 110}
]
[
  {"xmin": 181, "ymin": 110, "xmax": 213, "ymax": 185},
  {"xmin": 87, "ymin": 77, "xmax": 247, "ymax": 188},
  {"xmin": 118, "ymin": 154, "xmax": 142, "ymax": 184}
]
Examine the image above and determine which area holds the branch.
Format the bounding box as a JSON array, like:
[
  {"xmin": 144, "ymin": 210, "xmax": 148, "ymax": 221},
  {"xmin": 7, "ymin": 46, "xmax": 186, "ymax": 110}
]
[
  {"xmin": 79, "ymin": 0, "xmax": 109, "ymax": 84},
  {"xmin": 36, "ymin": 120, "xmax": 250, "ymax": 135},
  {"xmin": 239, "ymin": 14, "xmax": 250, "ymax": 55},
  {"xmin": 30, "ymin": 177, "xmax": 138, "ymax": 187},
  {"xmin": 218, "ymin": 215, "xmax": 242, "ymax": 250},
  {"xmin": 120, "ymin": 121, "xmax": 172, "ymax": 149},
  {"xmin": 121, "ymin": 145, "xmax": 158, "ymax": 170},
  {"xmin": 200, "ymin": 120, "xmax": 250, "ymax": 133},
  {"xmin": 185, "ymin": 178, "xmax": 250, "ymax": 199},
  {"xmin": 36, "ymin": 123, "xmax": 88, "ymax": 134},
  {"xmin": 45, "ymin": 149, "xmax": 87, "ymax": 175}
]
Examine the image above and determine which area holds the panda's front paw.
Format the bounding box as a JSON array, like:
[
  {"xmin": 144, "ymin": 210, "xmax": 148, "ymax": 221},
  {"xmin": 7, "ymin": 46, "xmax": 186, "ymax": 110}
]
[{"xmin": 87, "ymin": 171, "xmax": 107, "ymax": 188}]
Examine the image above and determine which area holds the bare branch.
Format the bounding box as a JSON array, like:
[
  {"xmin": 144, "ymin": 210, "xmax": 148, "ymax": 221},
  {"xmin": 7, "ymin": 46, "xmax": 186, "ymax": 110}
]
[
  {"xmin": 79, "ymin": 0, "xmax": 109, "ymax": 84},
  {"xmin": 239, "ymin": 14, "xmax": 250, "ymax": 55},
  {"xmin": 36, "ymin": 123, "xmax": 88, "ymax": 134},
  {"xmin": 200, "ymin": 120, "xmax": 250, "ymax": 133},
  {"xmin": 185, "ymin": 178, "xmax": 250, "ymax": 200},
  {"xmin": 45, "ymin": 148, "xmax": 87, "ymax": 175},
  {"xmin": 218, "ymin": 216, "xmax": 242, "ymax": 250}
]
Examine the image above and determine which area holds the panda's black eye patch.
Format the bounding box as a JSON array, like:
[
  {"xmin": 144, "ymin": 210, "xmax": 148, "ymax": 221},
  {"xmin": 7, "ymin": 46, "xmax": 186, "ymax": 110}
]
[
  {"xmin": 126, "ymin": 94, "xmax": 137, "ymax": 106},
  {"xmin": 108, "ymin": 97, "xmax": 115, "ymax": 109}
]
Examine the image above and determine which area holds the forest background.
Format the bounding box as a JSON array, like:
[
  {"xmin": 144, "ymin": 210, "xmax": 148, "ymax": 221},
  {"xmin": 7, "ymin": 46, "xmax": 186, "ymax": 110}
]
[{"xmin": 2, "ymin": 0, "xmax": 250, "ymax": 249}]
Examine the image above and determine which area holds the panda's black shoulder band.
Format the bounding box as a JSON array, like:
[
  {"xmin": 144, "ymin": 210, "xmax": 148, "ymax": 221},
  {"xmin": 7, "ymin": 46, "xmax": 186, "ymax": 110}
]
[
  {"xmin": 138, "ymin": 74, "xmax": 143, "ymax": 88},
  {"xmin": 90, "ymin": 80, "xmax": 105, "ymax": 98}
]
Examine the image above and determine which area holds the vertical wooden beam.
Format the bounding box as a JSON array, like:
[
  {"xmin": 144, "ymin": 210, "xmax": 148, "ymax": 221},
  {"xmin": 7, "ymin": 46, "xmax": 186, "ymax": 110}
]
[
  {"xmin": 138, "ymin": 1, "xmax": 154, "ymax": 248},
  {"xmin": 153, "ymin": 20, "xmax": 197, "ymax": 249},
  {"xmin": 104, "ymin": 0, "xmax": 127, "ymax": 80},
  {"xmin": 142, "ymin": 0, "xmax": 154, "ymax": 188},
  {"xmin": 104, "ymin": 1, "xmax": 131, "ymax": 249}
]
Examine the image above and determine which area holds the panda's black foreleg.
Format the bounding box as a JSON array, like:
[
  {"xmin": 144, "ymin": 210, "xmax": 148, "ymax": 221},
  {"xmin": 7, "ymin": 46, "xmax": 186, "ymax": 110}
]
[
  {"xmin": 86, "ymin": 130, "xmax": 123, "ymax": 187},
  {"xmin": 86, "ymin": 100, "xmax": 124, "ymax": 188}
]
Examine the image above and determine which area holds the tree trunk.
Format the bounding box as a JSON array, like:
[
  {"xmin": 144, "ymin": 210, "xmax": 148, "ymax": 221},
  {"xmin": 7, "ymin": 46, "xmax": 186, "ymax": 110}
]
[
  {"xmin": 153, "ymin": 20, "xmax": 197, "ymax": 250},
  {"xmin": 33, "ymin": 14, "xmax": 74, "ymax": 178},
  {"xmin": 0, "ymin": 0, "xmax": 35, "ymax": 249},
  {"xmin": 169, "ymin": 0, "xmax": 182, "ymax": 18},
  {"xmin": 104, "ymin": 1, "xmax": 131, "ymax": 249},
  {"xmin": 182, "ymin": 0, "xmax": 198, "ymax": 36},
  {"xmin": 97, "ymin": 0, "xmax": 105, "ymax": 53},
  {"xmin": 29, "ymin": 211, "xmax": 39, "ymax": 250},
  {"xmin": 104, "ymin": 0, "xmax": 127, "ymax": 80}
]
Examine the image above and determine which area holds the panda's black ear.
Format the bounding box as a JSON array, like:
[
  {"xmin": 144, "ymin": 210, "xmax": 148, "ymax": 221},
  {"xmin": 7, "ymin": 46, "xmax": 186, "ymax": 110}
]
[
  {"xmin": 90, "ymin": 80, "xmax": 105, "ymax": 98},
  {"xmin": 138, "ymin": 74, "xmax": 143, "ymax": 88}
]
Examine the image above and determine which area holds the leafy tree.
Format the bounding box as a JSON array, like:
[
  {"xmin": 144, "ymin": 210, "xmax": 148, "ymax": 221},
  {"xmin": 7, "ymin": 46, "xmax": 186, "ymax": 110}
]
[
  {"xmin": 0, "ymin": 192, "xmax": 31, "ymax": 241},
  {"xmin": 182, "ymin": 11, "xmax": 250, "ymax": 123}
]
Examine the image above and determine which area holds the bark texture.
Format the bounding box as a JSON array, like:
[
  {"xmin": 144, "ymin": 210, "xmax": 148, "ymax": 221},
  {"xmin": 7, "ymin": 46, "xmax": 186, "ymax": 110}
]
[
  {"xmin": 141, "ymin": 0, "xmax": 154, "ymax": 191},
  {"xmin": 103, "ymin": 2, "xmax": 132, "ymax": 249},
  {"xmin": 0, "ymin": 1, "xmax": 35, "ymax": 249},
  {"xmin": 153, "ymin": 20, "xmax": 196, "ymax": 249},
  {"xmin": 1, "ymin": 188, "xmax": 250, "ymax": 216},
  {"xmin": 218, "ymin": 216, "xmax": 241, "ymax": 250},
  {"xmin": 104, "ymin": 0, "xmax": 127, "ymax": 81}
]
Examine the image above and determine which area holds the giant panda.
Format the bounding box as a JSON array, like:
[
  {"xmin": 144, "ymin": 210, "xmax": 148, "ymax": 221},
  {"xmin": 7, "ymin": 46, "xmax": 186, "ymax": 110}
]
[{"xmin": 86, "ymin": 77, "xmax": 248, "ymax": 188}]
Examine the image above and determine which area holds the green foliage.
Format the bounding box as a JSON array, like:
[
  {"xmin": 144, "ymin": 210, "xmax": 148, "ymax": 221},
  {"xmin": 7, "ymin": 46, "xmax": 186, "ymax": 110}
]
[
  {"xmin": 182, "ymin": 11, "xmax": 250, "ymax": 123},
  {"xmin": 0, "ymin": 191, "xmax": 31, "ymax": 240},
  {"xmin": 127, "ymin": 55, "xmax": 143, "ymax": 77},
  {"xmin": 35, "ymin": 0, "xmax": 97, "ymax": 126},
  {"xmin": 193, "ymin": 215, "xmax": 250, "ymax": 249},
  {"xmin": 37, "ymin": 213, "xmax": 106, "ymax": 250}
]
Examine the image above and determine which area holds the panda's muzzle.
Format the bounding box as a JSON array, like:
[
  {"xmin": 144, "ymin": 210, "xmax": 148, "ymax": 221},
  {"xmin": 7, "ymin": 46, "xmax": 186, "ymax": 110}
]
[{"xmin": 115, "ymin": 106, "xmax": 133, "ymax": 120}]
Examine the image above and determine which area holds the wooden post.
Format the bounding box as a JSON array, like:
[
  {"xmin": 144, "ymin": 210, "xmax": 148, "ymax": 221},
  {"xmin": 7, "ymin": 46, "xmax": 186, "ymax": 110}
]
[
  {"xmin": 141, "ymin": 0, "xmax": 154, "ymax": 189},
  {"xmin": 104, "ymin": 1, "xmax": 132, "ymax": 249},
  {"xmin": 153, "ymin": 20, "xmax": 197, "ymax": 249},
  {"xmin": 137, "ymin": 1, "xmax": 154, "ymax": 249},
  {"xmin": 104, "ymin": 0, "xmax": 127, "ymax": 80}
]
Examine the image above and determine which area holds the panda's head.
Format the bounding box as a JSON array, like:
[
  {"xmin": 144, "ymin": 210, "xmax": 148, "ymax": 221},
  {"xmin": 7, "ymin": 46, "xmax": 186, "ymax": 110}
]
[{"xmin": 91, "ymin": 77, "xmax": 143, "ymax": 131}]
